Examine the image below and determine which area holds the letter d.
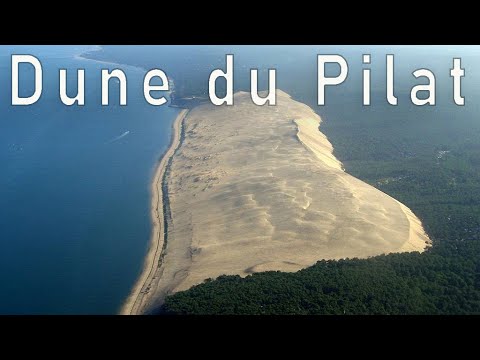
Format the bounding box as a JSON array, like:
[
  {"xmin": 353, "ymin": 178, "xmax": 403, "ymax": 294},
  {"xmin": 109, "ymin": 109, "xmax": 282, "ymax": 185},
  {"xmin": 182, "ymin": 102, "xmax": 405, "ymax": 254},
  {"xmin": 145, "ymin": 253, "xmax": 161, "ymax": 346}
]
[
  {"xmin": 12, "ymin": 55, "xmax": 43, "ymax": 105},
  {"xmin": 209, "ymin": 54, "xmax": 234, "ymax": 106}
]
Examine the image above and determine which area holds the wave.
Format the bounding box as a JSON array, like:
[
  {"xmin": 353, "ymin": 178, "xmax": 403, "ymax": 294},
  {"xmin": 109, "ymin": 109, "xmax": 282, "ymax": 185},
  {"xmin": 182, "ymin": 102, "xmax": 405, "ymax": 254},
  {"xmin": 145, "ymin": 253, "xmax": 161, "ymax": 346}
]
[{"xmin": 108, "ymin": 131, "xmax": 130, "ymax": 143}]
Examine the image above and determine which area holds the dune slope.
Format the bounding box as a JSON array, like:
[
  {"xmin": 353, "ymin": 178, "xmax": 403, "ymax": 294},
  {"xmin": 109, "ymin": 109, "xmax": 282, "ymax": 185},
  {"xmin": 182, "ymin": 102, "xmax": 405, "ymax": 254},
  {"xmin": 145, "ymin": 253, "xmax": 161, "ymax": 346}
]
[{"xmin": 146, "ymin": 90, "xmax": 430, "ymax": 308}]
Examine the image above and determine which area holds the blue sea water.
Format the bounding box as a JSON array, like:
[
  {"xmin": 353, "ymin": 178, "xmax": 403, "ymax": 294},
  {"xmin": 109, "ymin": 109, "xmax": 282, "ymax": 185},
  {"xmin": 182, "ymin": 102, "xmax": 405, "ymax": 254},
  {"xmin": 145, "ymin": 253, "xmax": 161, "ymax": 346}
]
[{"xmin": 0, "ymin": 46, "xmax": 179, "ymax": 314}]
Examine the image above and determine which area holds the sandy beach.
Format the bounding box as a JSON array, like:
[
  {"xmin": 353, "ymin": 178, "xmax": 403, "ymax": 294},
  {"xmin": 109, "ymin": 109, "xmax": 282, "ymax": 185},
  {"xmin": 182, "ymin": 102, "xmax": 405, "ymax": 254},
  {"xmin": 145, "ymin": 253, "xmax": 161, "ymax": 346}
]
[{"xmin": 120, "ymin": 109, "xmax": 188, "ymax": 315}]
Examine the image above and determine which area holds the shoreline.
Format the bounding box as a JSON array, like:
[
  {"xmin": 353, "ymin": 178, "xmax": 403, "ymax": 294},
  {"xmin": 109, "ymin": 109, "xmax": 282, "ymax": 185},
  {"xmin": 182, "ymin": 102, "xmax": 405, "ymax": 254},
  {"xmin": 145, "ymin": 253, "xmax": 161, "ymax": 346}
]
[{"xmin": 120, "ymin": 109, "xmax": 188, "ymax": 315}]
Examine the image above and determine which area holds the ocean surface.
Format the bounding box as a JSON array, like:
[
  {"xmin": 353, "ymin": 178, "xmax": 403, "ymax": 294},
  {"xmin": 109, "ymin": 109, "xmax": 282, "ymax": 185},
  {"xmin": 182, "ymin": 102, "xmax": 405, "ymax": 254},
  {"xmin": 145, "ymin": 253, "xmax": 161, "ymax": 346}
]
[{"xmin": 0, "ymin": 46, "xmax": 179, "ymax": 314}]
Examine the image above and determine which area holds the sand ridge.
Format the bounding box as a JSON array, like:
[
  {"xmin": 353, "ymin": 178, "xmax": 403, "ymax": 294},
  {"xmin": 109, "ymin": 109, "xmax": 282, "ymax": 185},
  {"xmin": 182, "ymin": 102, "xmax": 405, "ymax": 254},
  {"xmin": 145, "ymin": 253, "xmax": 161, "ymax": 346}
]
[{"xmin": 140, "ymin": 90, "xmax": 431, "ymax": 312}]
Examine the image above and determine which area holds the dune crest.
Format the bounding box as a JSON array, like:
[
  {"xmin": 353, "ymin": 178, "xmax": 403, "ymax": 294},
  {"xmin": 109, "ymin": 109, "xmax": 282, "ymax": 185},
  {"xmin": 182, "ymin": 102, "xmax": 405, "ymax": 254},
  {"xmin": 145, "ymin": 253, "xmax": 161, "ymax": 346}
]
[{"xmin": 145, "ymin": 90, "xmax": 430, "ymax": 309}]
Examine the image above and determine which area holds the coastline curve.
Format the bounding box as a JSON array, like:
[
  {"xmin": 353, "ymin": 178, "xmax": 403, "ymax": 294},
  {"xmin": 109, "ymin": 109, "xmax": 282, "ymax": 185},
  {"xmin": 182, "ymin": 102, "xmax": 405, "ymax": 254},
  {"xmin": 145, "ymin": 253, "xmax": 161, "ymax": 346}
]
[{"xmin": 120, "ymin": 109, "xmax": 188, "ymax": 315}]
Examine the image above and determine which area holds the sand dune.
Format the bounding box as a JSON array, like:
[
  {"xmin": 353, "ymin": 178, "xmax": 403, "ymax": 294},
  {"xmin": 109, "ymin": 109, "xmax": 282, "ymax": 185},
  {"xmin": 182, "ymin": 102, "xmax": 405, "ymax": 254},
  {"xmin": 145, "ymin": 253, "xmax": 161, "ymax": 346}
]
[{"xmin": 141, "ymin": 90, "xmax": 430, "ymax": 312}]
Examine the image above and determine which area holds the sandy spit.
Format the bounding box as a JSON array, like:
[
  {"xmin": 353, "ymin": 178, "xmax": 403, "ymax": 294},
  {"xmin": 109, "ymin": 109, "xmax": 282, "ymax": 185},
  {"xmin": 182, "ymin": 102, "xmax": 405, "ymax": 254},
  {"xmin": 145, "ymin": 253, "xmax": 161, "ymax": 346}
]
[{"xmin": 119, "ymin": 109, "xmax": 188, "ymax": 315}]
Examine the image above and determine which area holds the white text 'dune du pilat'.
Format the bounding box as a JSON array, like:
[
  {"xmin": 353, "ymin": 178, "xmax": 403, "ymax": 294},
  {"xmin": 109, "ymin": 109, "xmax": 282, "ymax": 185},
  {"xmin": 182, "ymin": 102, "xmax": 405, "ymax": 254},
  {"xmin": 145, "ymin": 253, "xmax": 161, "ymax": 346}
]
[{"xmin": 9, "ymin": 54, "xmax": 465, "ymax": 107}]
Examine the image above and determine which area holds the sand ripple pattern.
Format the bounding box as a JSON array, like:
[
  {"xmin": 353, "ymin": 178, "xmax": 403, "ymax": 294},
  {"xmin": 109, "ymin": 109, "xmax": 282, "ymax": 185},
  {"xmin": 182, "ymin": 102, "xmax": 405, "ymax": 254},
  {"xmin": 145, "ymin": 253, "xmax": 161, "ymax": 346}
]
[{"xmin": 150, "ymin": 90, "xmax": 431, "ymax": 303}]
